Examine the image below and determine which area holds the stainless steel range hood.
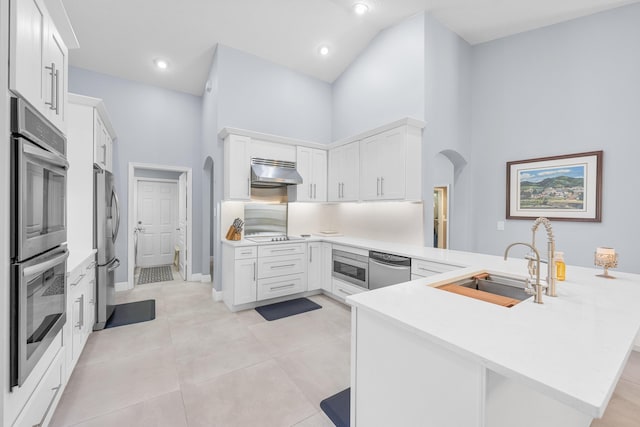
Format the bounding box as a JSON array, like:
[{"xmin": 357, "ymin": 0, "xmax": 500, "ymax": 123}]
[{"xmin": 250, "ymin": 158, "xmax": 303, "ymax": 187}]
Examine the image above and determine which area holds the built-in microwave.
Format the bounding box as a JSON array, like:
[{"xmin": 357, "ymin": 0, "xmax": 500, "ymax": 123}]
[
  {"xmin": 332, "ymin": 249, "xmax": 369, "ymax": 289},
  {"xmin": 11, "ymin": 97, "xmax": 68, "ymax": 262}
]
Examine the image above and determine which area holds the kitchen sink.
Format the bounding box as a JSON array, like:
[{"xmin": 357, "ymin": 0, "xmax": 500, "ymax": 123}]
[{"xmin": 437, "ymin": 273, "xmax": 529, "ymax": 307}]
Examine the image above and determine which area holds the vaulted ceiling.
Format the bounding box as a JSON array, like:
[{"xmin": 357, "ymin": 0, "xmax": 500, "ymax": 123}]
[{"xmin": 63, "ymin": 0, "xmax": 639, "ymax": 95}]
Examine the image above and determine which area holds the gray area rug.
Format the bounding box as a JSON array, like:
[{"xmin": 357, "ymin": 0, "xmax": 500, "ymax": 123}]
[{"xmin": 138, "ymin": 266, "xmax": 174, "ymax": 285}]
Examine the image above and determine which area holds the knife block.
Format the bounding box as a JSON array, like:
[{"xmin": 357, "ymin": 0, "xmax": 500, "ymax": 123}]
[{"xmin": 225, "ymin": 225, "xmax": 242, "ymax": 241}]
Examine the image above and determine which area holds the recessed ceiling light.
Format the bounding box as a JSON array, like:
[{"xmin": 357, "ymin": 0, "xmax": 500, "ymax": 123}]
[
  {"xmin": 353, "ymin": 2, "xmax": 369, "ymax": 15},
  {"xmin": 154, "ymin": 59, "xmax": 168, "ymax": 70},
  {"xmin": 319, "ymin": 46, "xmax": 330, "ymax": 56}
]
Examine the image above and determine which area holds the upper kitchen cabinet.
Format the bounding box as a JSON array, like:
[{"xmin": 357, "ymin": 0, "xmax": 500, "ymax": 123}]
[
  {"xmin": 67, "ymin": 94, "xmax": 118, "ymax": 253},
  {"xmin": 360, "ymin": 124, "xmax": 422, "ymax": 201},
  {"xmin": 220, "ymin": 128, "xmax": 322, "ymax": 201},
  {"xmin": 328, "ymin": 141, "xmax": 359, "ymax": 202},
  {"xmin": 223, "ymin": 134, "xmax": 252, "ymax": 201},
  {"xmin": 290, "ymin": 146, "xmax": 327, "ymax": 202},
  {"xmin": 9, "ymin": 0, "xmax": 78, "ymax": 134}
]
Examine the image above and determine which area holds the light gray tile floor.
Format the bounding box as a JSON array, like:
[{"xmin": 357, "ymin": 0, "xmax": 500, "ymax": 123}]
[
  {"xmin": 50, "ymin": 272, "xmax": 640, "ymax": 426},
  {"xmin": 50, "ymin": 274, "xmax": 345, "ymax": 427}
]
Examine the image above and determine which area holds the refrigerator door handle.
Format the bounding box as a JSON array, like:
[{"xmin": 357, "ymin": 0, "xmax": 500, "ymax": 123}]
[
  {"xmin": 112, "ymin": 190, "xmax": 121, "ymax": 242},
  {"xmin": 107, "ymin": 258, "xmax": 120, "ymax": 273}
]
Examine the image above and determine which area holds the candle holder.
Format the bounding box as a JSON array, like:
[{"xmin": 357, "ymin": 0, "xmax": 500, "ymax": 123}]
[{"xmin": 594, "ymin": 251, "xmax": 618, "ymax": 279}]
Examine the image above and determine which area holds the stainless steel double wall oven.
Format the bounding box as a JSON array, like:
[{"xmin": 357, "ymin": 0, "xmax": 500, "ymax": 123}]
[{"xmin": 10, "ymin": 97, "xmax": 69, "ymax": 388}]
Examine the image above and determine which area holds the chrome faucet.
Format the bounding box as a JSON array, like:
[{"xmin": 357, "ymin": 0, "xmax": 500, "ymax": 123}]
[
  {"xmin": 504, "ymin": 242, "xmax": 546, "ymax": 304},
  {"xmin": 530, "ymin": 217, "xmax": 556, "ymax": 297}
]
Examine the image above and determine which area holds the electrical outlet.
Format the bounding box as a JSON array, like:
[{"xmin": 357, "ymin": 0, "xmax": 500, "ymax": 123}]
[{"xmin": 497, "ymin": 221, "xmax": 505, "ymax": 231}]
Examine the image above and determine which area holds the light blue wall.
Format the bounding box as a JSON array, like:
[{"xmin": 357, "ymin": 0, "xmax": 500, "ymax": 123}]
[
  {"xmin": 424, "ymin": 14, "xmax": 473, "ymax": 250},
  {"xmin": 69, "ymin": 67, "xmax": 203, "ymax": 282},
  {"xmin": 470, "ymin": 3, "xmax": 640, "ymax": 272},
  {"xmin": 217, "ymin": 45, "xmax": 332, "ymax": 144},
  {"xmin": 332, "ymin": 13, "xmax": 425, "ymax": 141}
]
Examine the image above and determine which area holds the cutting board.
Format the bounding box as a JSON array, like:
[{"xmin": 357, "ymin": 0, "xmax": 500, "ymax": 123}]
[{"xmin": 438, "ymin": 284, "xmax": 521, "ymax": 308}]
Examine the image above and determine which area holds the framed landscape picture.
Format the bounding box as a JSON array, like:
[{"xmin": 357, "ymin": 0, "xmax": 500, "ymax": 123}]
[{"xmin": 506, "ymin": 151, "xmax": 603, "ymax": 222}]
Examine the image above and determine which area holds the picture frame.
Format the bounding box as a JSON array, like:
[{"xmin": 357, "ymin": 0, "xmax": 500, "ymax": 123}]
[{"xmin": 506, "ymin": 151, "xmax": 603, "ymax": 222}]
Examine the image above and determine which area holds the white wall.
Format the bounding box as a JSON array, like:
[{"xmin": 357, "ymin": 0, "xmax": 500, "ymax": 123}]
[
  {"xmin": 332, "ymin": 13, "xmax": 425, "ymax": 141},
  {"xmin": 470, "ymin": 3, "xmax": 640, "ymax": 272},
  {"xmin": 69, "ymin": 67, "xmax": 203, "ymax": 282}
]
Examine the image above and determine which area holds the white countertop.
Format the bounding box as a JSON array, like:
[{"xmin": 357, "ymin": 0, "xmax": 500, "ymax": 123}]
[
  {"xmin": 347, "ymin": 260, "xmax": 640, "ymax": 418},
  {"xmin": 224, "ymin": 234, "xmax": 640, "ymax": 417}
]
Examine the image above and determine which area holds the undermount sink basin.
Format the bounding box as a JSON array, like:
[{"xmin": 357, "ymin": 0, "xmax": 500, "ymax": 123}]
[{"xmin": 437, "ymin": 273, "xmax": 529, "ymax": 308}]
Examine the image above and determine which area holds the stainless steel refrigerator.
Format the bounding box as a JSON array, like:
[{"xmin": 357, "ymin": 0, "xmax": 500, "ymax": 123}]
[{"xmin": 94, "ymin": 167, "xmax": 120, "ymax": 330}]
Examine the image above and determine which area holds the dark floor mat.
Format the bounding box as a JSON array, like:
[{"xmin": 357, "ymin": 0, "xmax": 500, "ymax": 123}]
[
  {"xmin": 320, "ymin": 388, "xmax": 351, "ymax": 427},
  {"xmin": 137, "ymin": 266, "xmax": 173, "ymax": 285},
  {"xmin": 255, "ymin": 297, "xmax": 321, "ymax": 321},
  {"xmin": 105, "ymin": 300, "xmax": 156, "ymax": 329}
]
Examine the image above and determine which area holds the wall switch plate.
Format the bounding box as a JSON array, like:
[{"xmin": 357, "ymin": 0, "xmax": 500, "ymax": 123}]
[{"xmin": 497, "ymin": 221, "xmax": 505, "ymax": 231}]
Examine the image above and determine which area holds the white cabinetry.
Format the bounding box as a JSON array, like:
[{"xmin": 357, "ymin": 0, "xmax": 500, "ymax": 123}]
[
  {"xmin": 223, "ymin": 135, "xmax": 252, "ymax": 201},
  {"xmin": 66, "ymin": 255, "xmax": 96, "ymax": 375},
  {"xmin": 321, "ymin": 243, "xmax": 333, "ymax": 292},
  {"xmin": 307, "ymin": 242, "xmax": 323, "ymax": 291},
  {"xmin": 67, "ymin": 94, "xmax": 117, "ymax": 254},
  {"xmin": 411, "ymin": 258, "xmax": 463, "ymax": 280},
  {"xmin": 328, "ymin": 142, "xmax": 360, "ymax": 202},
  {"xmin": 257, "ymin": 243, "xmax": 307, "ymax": 300},
  {"xmin": 11, "ymin": 349, "xmax": 65, "ymax": 427},
  {"xmin": 10, "ymin": 0, "xmax": 70, "ymax": 132},
  {"xmin": 291, "ymin": 147, "xmax": 327, "ymax": 202},
  {"xmin": 222, "ymin": 245, "xmax": 258, "ymax": 308},
  {"xmin": 332, "ymin": 277, "xmax": 366, "ymax": 302},
  {"xmin": 360, "ymin": 125, "xmax": 422, "ymax": 201},
  {"xmin": 94, "ymin": 111, "xmax": 114, "ymax": 171}
]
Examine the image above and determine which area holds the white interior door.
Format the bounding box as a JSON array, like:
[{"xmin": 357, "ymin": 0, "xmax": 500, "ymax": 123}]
[
  {"xmin": 136, "ymin": 180, "xmax": 178, "ymax": 267},
  {"xmin": 177, "ymin": 173, "xmax": 188, "ymax": 279}
]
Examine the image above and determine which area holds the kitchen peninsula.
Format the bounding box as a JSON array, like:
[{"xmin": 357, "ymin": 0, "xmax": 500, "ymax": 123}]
[{"xmin": 346, "ymin": 255, "xmax": 640, "ymax": 427}]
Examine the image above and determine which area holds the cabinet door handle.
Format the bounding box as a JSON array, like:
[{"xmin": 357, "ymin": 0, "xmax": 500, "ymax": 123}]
[
  {"xmin": 44, "ymin": 62, "xmax": 56, "ymax": 110},
  {"xmin": 54, "ymin": 68, "xmax": 60, "ymax": 115},
  {"xmin": 253, "ymin": 262, "xmax": 256, "ymax": 281},
  {"xmin": 247, "ymin": 178, "xmax": 251, "ymax": 197},
  {"xmin": 71, "ymin": 273, "xmax": 86, "ymax": 286},
  {"xmin": 337, "ymin": 288, "xmax": 352, "ymax": 295},
  {"xmin": 309, "ymin": 183, "xmax": 312, "ymax": 198},
  {"xmin": 271, "ymin": 248, "xmax": 296, "ymax": 253},
  {"xmin": 270, "ymin": 283, "xmax": 295, "ymax": 291},
  {"xmin": 381, "ymin": 177, "xmax": 384, "ymax": 196},
  {"xmin": 270, "ymin": 264, "xmax": 295, "ymax": 269},
  {"xmin": 377, "ymin": 177, "xmax": 380, "ymax": 196},
  {"xmin": 313, "ymin": 183, "xmax": 317, "ymax": 199},
  {"xmin": 75, "ymin": 295, "xmax": 84, "ymax": 329},
  {"xmin": 309, "ymin": 246, "xmax": 313, "ymax": 263}
]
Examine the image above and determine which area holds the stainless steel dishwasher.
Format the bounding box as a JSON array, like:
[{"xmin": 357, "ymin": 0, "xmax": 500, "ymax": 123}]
[{"xmin": 368, "ymin": 251, "xmax": 411, "ymax": 290}]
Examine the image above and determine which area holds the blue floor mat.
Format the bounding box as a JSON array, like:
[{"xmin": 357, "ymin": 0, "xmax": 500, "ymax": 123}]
[
  {"xmin": 255, "ymin": 297, "xmax": 321, "ymax": 321},
  {"xmin": 320, "ymin": 388, "xmax": 350, "ymax": 427}
]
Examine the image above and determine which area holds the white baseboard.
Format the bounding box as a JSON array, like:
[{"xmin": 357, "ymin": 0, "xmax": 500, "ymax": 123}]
[
  {"xmin": 634, "ymin": 344, "xmax": 640, "ymax": 353},
  {"xmin": 212, "ymin": 287, "xmax": 223, "ymax": 301},
  {"xmin": 115, "ymin": 281, "xmax": 131, "ymax": 292},
  {"xmin": 190, "ymin": 273, "xmax": 202, "ymax": 282},
  {"xmin": 201, "ymin": 274, "xmax": 212, "ymax": 283}
]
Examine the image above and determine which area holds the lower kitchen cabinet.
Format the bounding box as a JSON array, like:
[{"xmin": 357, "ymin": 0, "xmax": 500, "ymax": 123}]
[
  {"xmin": 257, "ymin": 273, "xmax": 306, "ymax": 300},
  {"xmin": 332, "ymin": 277, "xmax": 366, "ymax": 302},
  {"xmin": 234, "ymin": 258, "xmax": 258, "ymax": 305},
  {"xmin": 222, "ymin": 245, "xmax": 258, "ymax": 309},
  {"xmin": 321, "ymin": 243, "xmax": 333, "ymax": 292},
  {"xmin": 12, "ymin": 348, "xmax": 65, "ymax": 427},
  {"xmin": 411, "ymin": 258, "xmax": 463, "ymax": 279},
  {"xmin": 66, "ymin": 254, "xmax": 96, "ymax": 376},
  {"xmin": 307, "ymin": 242, "xmax": 323, "ymax": 291}
]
